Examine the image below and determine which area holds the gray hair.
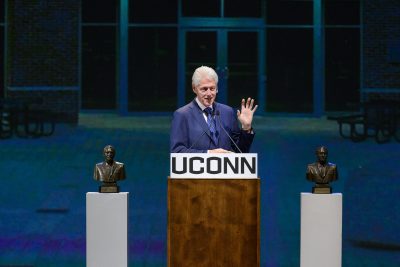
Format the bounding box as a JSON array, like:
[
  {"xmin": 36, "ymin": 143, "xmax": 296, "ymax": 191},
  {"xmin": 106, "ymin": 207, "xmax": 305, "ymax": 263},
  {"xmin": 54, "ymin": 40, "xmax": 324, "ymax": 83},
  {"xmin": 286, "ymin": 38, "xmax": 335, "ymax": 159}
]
[{"xmin": 192, "ymin": 66, "xmax": 219, "ymax": 87}]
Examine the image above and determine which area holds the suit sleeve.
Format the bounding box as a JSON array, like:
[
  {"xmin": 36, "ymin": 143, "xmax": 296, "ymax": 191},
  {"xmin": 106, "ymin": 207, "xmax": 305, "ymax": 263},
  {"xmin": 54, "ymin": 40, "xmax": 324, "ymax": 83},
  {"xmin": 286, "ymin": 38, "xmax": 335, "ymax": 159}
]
[
  {"xmin": 229, "ymin": 108, "xmax": 254, "ymax": 153},
  {"xmin": 170, "ymin": 110, "xmax": 207, "ymax": 153}
]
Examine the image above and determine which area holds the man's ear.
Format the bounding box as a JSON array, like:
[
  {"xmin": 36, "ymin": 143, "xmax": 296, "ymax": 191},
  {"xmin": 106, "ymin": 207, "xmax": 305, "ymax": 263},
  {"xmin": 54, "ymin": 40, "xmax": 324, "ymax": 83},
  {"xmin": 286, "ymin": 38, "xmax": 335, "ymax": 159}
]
[{"xmin": 192, "ymin": 85, "xmax": 196, "ymax": 93}]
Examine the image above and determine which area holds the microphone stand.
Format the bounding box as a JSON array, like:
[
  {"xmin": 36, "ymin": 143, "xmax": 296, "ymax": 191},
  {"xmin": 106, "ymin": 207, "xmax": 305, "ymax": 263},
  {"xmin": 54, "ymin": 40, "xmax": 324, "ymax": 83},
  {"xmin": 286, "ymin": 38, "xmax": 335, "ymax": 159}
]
[{"xmin": 215, "ymin": 110, "xmax": 243, "ymax": 153}]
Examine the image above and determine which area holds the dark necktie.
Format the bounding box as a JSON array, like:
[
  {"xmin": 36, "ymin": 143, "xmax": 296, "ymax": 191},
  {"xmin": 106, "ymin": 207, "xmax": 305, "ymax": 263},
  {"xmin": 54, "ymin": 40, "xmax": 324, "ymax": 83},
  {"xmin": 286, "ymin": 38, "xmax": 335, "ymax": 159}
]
[{"xmin": 204, "ymin": 107, "xmax": 218, "ymax": 145}]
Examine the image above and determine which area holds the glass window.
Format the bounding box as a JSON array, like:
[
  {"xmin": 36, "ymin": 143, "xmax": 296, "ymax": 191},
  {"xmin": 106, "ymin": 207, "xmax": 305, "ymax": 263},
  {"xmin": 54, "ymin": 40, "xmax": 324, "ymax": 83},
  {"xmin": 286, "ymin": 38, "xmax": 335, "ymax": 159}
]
[
  {"xmin": 267, "ymin": 1, "xmax": 313, "ymax": 25},
  {"xmin": 325, "ymin": 28, "xmax": 360, "ymax": 111},
  {"xmin": 182, "ymin": 0, "xmax": 220, "ymax": 17},
  {"xmin": 185, "ymin": 31, "xmax": 217, "ymax": 103},
  {"xmin": 266, "ymin": 28, "xmax": 313, "ymax": 113},
  {"xmin": 0, "ymin": 1, "xmax": 4, "ymax": 23},
  {"xmin": 128, "ymin": 28, "xmax": 177, "ymax": 111},
  {"xmin": 129, "ymin": 0, "xmax": 177, "ymax": 23},
  {"xmin": 0, "ymin": 28, "xmax": 3, "ymax": 97},
  {"xmin": 227, "ymin": 32, "xmax": 258, "ymax": 108},
  {"xmin": 82, "ymin": 0, "xmax": 118, "ymax": 23},
  {"xmin": 225, "ymin": 0, "xmax": 262, "ymax": 18},
  {"xmin": 82, "ymin": 27, "xmax": 116, "ymax": 109},
  {"xmin": 325, "ymin": 0, "xmax": 360, "ymax": 25}
]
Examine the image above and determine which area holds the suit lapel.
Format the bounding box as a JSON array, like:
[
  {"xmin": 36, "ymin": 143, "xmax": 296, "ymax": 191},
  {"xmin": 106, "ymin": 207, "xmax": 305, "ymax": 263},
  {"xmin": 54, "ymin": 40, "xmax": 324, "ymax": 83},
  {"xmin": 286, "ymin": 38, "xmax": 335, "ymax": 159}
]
[
  {"xmin": 189, "ymin": 100, "xmax": 212, "ymax": 140},
  {"xmin": 100, "ymin": 162, "xmax": 112, "ymax": 180},
  {"xmin": 316, "ymin": 164, "xmax": 324, "ymax": 178},
  {"xmin": 109, "ymin": 163, "xmax": 116, "ymax": 179},
  {"xmin": 316, "ymin": 163, "xmax": 328, "ymax": 182}
]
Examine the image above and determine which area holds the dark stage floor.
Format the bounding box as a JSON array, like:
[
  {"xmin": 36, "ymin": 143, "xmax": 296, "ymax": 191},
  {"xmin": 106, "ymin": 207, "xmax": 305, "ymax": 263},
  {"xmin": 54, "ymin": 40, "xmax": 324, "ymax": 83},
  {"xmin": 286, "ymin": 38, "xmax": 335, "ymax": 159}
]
[{"xmin": 1, "ymin": 114, "xmax": 399, "ymax": 266}]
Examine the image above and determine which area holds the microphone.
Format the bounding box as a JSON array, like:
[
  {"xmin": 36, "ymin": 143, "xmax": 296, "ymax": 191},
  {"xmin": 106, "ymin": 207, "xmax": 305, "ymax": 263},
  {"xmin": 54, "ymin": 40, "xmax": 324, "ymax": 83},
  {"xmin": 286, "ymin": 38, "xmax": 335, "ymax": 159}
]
[{"xmin": 215, "ymin": 110, "xmax": 243, "ymax": 153}]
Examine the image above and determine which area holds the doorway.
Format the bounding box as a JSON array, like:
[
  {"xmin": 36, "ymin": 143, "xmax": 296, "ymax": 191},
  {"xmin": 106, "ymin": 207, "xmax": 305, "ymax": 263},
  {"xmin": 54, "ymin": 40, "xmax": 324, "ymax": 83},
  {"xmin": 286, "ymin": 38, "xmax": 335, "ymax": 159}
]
[{"xmin": 180, "ymin": 28, "xmax": 263, "ymax": 110}]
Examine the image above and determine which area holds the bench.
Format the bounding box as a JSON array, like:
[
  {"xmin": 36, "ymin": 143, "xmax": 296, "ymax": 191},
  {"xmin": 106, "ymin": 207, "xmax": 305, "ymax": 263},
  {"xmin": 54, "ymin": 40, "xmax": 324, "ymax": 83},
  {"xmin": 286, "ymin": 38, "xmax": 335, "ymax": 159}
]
[
  {"xmin": 0, "ymin": 98, "xmax": 56, "ymax": 138},
  {"xmin": 328, "ymin": 100, "xmax": 400, "ymax": 143}
]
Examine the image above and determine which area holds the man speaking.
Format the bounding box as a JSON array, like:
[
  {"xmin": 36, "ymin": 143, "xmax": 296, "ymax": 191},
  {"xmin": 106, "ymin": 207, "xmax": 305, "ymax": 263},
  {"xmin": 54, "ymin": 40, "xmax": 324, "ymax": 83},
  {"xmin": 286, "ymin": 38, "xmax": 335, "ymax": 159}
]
[{"xmin": 170, "ymin": 66, "xmax": 257, "ymax": 153}]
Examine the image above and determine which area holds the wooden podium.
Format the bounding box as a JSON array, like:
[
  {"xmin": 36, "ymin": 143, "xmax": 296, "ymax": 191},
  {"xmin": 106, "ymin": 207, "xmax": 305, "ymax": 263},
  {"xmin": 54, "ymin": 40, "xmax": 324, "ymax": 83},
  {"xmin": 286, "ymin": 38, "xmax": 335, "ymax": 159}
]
[{"xmin": 168, "ymin": 153, "xmax": 260, "ymax": 267}]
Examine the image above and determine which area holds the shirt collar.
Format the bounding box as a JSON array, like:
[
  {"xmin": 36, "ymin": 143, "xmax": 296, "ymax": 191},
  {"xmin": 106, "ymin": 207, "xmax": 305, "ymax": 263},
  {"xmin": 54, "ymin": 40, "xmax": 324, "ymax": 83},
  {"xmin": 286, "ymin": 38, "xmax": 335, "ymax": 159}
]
[{"xmin": 195, "ymin": 97, "xmax": 214, "ymax": 112}]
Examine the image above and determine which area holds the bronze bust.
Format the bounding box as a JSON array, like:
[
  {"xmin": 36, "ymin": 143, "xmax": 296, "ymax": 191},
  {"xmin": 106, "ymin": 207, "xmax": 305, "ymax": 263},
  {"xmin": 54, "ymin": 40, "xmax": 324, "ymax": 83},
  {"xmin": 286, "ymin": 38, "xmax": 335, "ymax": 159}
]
[
  {"xmin": 94, "ymin": 145, "xmax": 126, "ymax": 193},
  {"xmin": 306, "ymin": 146, "xmax": 338, "ymax": 194}
]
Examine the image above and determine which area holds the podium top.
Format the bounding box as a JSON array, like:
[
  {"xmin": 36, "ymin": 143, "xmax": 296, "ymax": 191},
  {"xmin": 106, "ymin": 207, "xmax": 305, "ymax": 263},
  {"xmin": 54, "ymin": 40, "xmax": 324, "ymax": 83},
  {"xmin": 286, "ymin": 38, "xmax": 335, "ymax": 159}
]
[{"xmin": 170, "ymin": 153, "xmax": 258, "ymax": 179}]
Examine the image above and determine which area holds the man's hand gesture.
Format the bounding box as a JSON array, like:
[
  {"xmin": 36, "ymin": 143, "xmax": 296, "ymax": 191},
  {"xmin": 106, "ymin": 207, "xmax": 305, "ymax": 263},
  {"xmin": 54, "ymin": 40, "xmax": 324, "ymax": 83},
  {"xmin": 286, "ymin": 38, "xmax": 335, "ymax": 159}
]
[{"xmin": 237, "ymin": 97, "xmax": 258, "ymax": 131}]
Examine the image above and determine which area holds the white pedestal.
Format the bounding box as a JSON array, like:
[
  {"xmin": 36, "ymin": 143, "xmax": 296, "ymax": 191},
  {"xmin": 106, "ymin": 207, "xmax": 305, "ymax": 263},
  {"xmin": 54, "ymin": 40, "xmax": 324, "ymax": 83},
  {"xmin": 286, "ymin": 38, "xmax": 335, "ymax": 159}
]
[
  {"xmin": 300, "ymin": 193, "xmax": 342, "ymax": 267},
  {"xmin": 86, "ymin": 192, "xmax": 129, "ymax": 267}
]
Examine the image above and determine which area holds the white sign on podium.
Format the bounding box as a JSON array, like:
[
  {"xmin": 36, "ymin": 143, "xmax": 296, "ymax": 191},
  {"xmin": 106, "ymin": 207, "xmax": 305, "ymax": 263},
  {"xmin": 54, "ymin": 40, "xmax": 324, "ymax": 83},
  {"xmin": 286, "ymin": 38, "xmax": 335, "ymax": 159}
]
[{"xmin": 170, "ymin": 153, "xmax": 258, "ymax": 178}]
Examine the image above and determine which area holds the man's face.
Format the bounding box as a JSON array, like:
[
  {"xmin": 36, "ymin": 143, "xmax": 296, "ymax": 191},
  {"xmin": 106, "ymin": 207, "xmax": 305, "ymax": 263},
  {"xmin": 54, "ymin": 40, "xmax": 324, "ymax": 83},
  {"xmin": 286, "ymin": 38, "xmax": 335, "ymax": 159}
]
[
  {"xmin": 316, "ymin": 148, "xmax": 327, "ymax": 164},
  {"xmin": 193, "ymin": 77, "xmax": 217, "ymax": 107},
  {"xmin": 104, "ymin": 148, "xmax": 115, "ymax": 163}
]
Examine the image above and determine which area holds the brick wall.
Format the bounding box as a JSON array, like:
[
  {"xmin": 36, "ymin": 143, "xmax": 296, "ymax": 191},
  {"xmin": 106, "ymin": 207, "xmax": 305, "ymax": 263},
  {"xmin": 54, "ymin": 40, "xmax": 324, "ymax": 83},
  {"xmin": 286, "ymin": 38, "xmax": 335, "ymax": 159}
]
[
  {"xmin": 6, "ymin": 0, "xmax": 80, "ymax": 123},
  {"xmin": 364, "ymin": 0, "xmax": 400, "ymax": 90}
]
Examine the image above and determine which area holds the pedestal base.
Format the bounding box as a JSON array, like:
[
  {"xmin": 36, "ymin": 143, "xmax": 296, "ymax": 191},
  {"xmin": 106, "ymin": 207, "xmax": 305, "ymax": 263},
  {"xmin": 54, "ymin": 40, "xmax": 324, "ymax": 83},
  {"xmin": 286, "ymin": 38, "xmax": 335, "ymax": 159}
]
[
  {"xmin": 300, "ymin": 193, "xmax": 342, "ymax": 267},
  {"xmin": 86, "ymin": 192, "xmax": 128, "ymax": 267},
  {"xmin": 99, "ymin": 185, "xmax": 119, "ymax": 193},
  {"xmin": 312, "ymin": 186, "xmax": 332, "ymax": 194}
]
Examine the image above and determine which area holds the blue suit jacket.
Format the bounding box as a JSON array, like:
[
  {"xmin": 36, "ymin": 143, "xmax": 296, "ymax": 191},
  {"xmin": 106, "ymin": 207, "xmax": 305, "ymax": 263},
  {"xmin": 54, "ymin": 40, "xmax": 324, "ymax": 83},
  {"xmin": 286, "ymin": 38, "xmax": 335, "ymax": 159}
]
[{"xmin": 170, "ymin": 100, "xmax": 254, "ymax": 153}]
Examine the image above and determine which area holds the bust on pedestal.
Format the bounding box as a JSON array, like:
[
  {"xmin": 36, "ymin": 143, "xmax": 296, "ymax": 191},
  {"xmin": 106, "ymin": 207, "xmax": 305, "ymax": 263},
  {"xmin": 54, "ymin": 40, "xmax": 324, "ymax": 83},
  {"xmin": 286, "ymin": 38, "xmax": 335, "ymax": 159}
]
[
  {"xmin": 306, "ymin": 146, "xmax": 338, "ymax": 194},
  {"xmin": 94, "ymin": 145, "xmax": 126, "ymax": 193}
]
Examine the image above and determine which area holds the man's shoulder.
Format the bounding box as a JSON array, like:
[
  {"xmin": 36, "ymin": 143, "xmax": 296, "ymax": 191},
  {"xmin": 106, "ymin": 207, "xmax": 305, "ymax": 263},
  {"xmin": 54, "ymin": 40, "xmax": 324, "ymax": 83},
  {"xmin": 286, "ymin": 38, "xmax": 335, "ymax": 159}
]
[
  {"xmin": 114, "ymin": 161, "xmax": 125, "ymax": 170},
  {"xmin": 307, "ymin": 162, "xmax": 318, "ymax": 169},
  {"xmin": 215, "ymin": 102, "xmax": 233, "ymax": 110},
  {"xmin": 174, "ymin": 101, "xmax": 196, "ymax": 115},
  {"xmin": 327, "ymin": 162, "xmax": 337, "ymax": 169},
  {"xmin": 215, "ymin": 102, "xmax": 235, "ymax": 115},
  {"xmin": 96, "ymin": 162, "xmax": 105, "ymax": 167}
]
